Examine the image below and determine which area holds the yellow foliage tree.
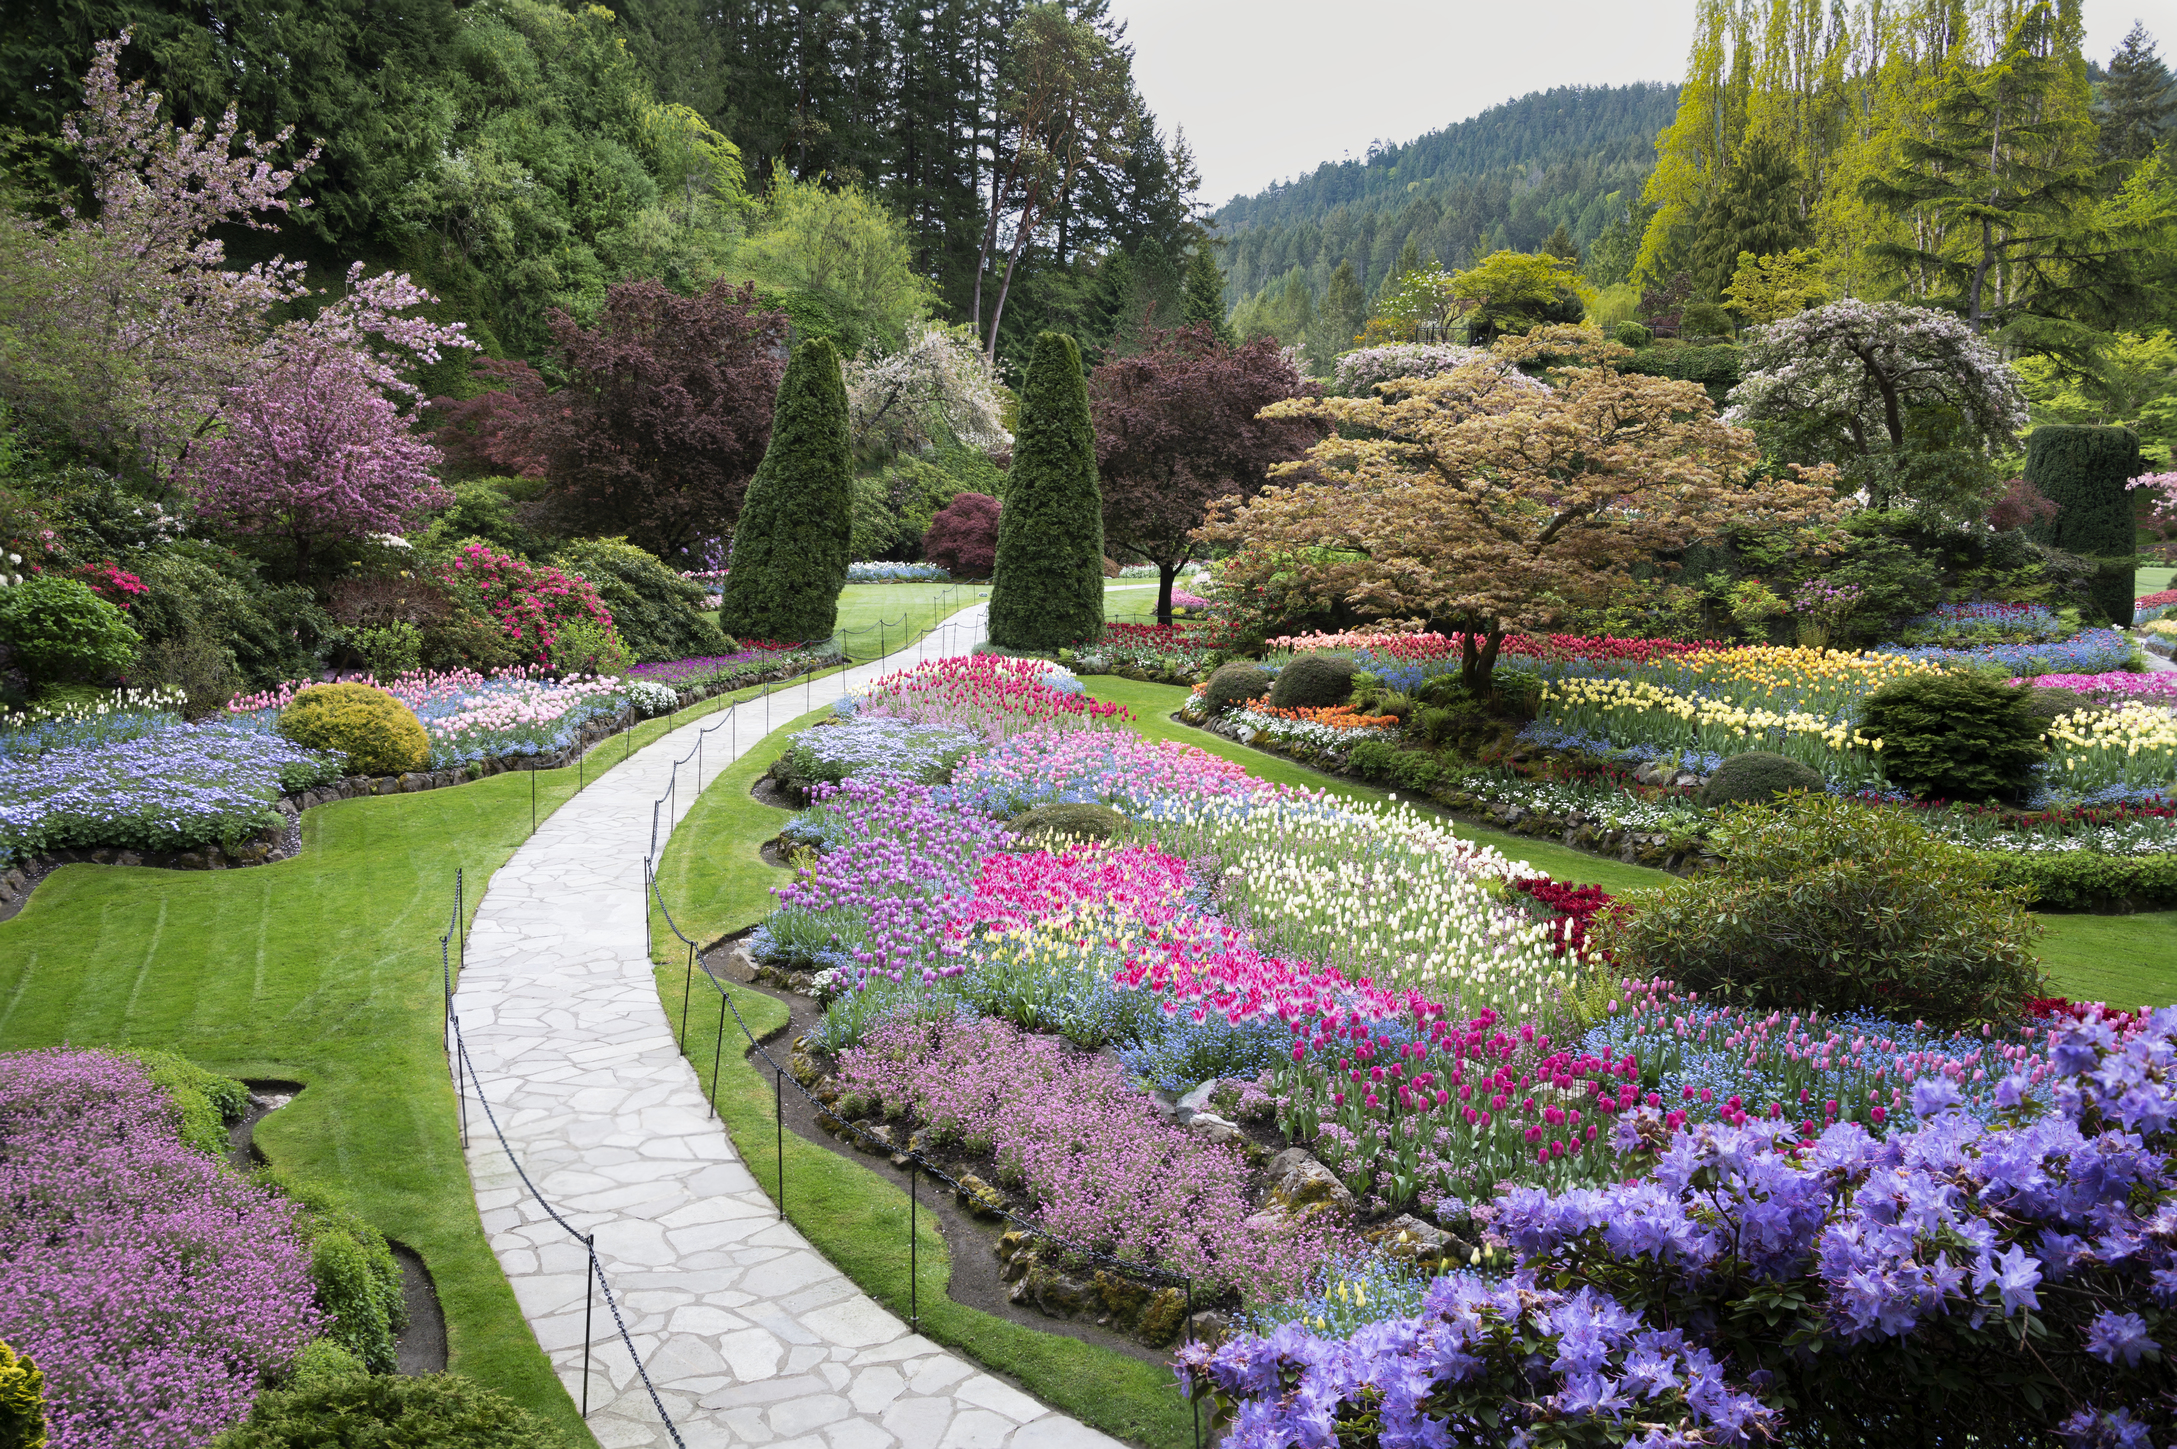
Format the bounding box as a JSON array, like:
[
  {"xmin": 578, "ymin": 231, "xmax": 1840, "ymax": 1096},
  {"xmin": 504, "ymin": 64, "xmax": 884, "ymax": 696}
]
[
  {"xmin": 1198, "ymin": 326, "xmax": 1845, "ymax": 692},
  {"xmin": 1725, "ymin": 248, "xmax": 1829, "ymax": 323}
]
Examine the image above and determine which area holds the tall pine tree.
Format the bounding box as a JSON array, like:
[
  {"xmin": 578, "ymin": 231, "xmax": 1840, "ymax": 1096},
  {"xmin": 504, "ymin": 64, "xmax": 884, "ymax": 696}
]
[
  {"xmin": 1691, "ymin": 133, "xmax": 1812, "ymax": 300},
  {"xmin": 2099, "ymin": 22, "xmax": 2175, "ymax": 161},
  {"xmin": 718, "ymin": 337, "xmax": 853, "ymax": 644},
  {"xmin": 1181, "ymin": 246, "xmax": 1235, "ymax": 345},
  {"xmin": 988, "ymin": 332, "xmax": 1104, "ymax": 650}
]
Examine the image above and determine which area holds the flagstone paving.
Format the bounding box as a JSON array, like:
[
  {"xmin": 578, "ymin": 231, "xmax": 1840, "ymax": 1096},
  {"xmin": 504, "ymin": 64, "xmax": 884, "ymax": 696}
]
[{"xmin": 455, "ymin": 608, "xmax": 1121, "ymax": 1449}]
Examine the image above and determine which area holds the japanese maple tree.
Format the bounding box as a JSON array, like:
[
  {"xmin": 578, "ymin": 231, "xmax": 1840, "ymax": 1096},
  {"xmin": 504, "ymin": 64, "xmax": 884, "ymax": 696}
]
[
  {"xmin": 1200, "ymin": 327, "xmax": 1845, "ymax": 691},
  {"xmin": 431, "ymin": 279, "xmax": 787, "ymax": 564},
  {"xmin": 1089, "ymin": 325, "xmax": 1321, "ymax": 625}
]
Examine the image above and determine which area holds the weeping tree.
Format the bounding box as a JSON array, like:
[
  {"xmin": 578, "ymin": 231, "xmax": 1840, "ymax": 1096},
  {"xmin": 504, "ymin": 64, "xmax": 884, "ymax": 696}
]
[
  {"xmin": 717, "ymin": 337, "xmax": 854, "ymax": 643},
  {"xmin": 988, "ymin": 332, "xmax": 1105, "ymax": 650}
]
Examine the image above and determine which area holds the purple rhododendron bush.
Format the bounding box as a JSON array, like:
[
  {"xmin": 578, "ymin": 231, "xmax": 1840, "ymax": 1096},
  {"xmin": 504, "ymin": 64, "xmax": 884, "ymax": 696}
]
[
  {"xmin": 1179, "ymin": 1008, "xmax": 2176, "ymax": 1448},
  {"xmin": 0, "ymin": 1050, "xmax": 321, "ymax": 1449}
]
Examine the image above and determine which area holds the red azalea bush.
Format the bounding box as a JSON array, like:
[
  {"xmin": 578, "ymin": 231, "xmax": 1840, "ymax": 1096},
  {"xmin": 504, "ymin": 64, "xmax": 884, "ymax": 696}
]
[
  {"xmin": 75, "ymin": 561, "xmax": 147, "ymax": 609},
  {"xmin": 438, "ymin": 542, "xmax": 614, "ymax": 664},
  {"xmin": 1510, "ymin": 875, "xmax": 1616, "ymax": 958},
  {"xmin": 921, "ymin": 493, "xmax": 1001, "ymax": 578}
]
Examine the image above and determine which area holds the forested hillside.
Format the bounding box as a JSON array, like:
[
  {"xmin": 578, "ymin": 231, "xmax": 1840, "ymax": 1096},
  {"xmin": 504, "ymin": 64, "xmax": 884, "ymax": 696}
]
[{"xmin": 1211, "ymin": 84, "xmax": 1678, "ymax": 328}]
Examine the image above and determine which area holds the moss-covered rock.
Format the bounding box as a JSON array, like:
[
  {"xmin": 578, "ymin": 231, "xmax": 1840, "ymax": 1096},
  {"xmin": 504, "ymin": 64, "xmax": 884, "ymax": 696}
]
[
  {"xmin": 1268, "ymin": 654, "xmax": 1357, "ymax": 710},
  {"xmin": 1697, "ymin": 751, "xmax": 1826, "ymax": 809}
]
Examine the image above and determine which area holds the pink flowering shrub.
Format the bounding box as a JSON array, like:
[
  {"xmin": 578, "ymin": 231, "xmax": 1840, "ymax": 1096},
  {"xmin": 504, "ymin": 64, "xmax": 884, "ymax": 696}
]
[
  {"xmin": 438, "ymin": 542, "xmax": 614, "ymax": 664},
  {"xmin": 838, "ymin": 1016, "xmax": 1335, "ymax": 1299},
  {"xmin": 0, "ymin": 1050, "xmax": 321, "ymax": 1449}
]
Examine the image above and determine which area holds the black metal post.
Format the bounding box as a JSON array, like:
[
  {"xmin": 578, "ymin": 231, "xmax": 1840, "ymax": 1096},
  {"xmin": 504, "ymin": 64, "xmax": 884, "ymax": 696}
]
[
  {"xmin": 708, "ymin": 989, "xmax": 726, "ymax": 1118},
  {"xmin": 582, "ymin": 1235, "xmax": 596, "ymax": 1416},
  {"xmin": 680, "ymin": 941, "xmax": 695, "ymax": 1043},
  {"xmin": 775, "ymin": 1068, "xmax": 784, "ymax": 1220},
  {"xmin": 696, "ymin": 732, "xmax": 703, "ymax": 793},
  {"xmin": 909, "ymin": 1156, "xmax": 919, "ymax": 1331},
  {"xmin": 529, "ymin": 761, "xmax": 537, "ymax": 835}
]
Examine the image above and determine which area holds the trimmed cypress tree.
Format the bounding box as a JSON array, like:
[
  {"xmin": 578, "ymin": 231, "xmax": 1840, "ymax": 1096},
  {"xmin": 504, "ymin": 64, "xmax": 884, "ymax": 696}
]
[
  {"xmin": 2023, "ymin": 424, "xmax": 2141, "ymax": 623},
  {"xmin": 717, "ymin": 336, "xmax": 853, "ymax": 643},
  {"xmin": 988, "ymin": 332, "xmax": 1105, "ymax": 650}
]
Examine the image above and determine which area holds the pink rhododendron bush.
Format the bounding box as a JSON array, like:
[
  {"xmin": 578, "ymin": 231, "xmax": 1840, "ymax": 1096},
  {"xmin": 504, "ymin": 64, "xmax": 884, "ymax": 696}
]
[{"xmin": 0, "ymin": 1051, "xmax": 321, "ymax": 1449}]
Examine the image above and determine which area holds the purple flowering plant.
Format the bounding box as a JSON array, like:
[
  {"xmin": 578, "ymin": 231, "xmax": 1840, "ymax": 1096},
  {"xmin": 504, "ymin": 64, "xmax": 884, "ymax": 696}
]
[
  {"xmin": 0, "ymin": 1050, "xmax": 322, "ymax": 1449},
  {"xmin": 1180, "ymin": 1007, "xmax": 2177, "ymax": 1447}
]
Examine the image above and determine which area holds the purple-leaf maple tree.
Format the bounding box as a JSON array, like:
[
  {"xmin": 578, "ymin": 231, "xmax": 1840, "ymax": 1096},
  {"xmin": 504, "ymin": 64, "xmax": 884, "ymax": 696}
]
[
  {"xmin": 189, "ymin": 342, "xmax": 448, "ymax": 579},
  {"xmin": 921, "ymin": 492, "xmax": 1002, "ymax": 577},
  {"xmin": 1089, "ymin": 324, "xmax": 1321, "ymax": 625},
  {"xmin": 431, "ymin": 279, "xmax": 787, "ymax": 564}
]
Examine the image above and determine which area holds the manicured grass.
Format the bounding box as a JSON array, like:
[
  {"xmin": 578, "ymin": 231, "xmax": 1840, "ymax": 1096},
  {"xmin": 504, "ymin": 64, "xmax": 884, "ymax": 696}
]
[
  {"xmin": 832, "ymin": 581, "xmax": 992, "ymax": 661},
  {"xmin": 2035, "ymin": 911, "xmax": 2177, "ymax": 1009},
  {"xmin": 1083, "ymin": 676, "xmax": 1673, "ymax": 894},
  {"xmin": 646, "ymin": 713, "xmax": 1197, "ymax": 1449},
  {"xmin": 2139, "ymin": 565, "xmax": 2173, "ymax": 595},
  {"xmin": 0, "ymin": 673, "xmax": 813, "ymax": 1446}
]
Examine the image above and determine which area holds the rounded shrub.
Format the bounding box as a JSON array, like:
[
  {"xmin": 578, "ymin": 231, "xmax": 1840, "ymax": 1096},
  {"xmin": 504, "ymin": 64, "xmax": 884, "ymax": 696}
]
[
  {"xmin": 2020, "ymin": 686, "xmax": 2107, "ymax": 729},
  {"xmin": 0, "ymin": 1339, "xmax": 46, "ymax": 1449},
  {"xmin": 1612, "ymin": 321, "xmax": 1652, "ymax": 348},
  {"xmin": 0, "ymin": 574, "xmax": 140, "ymax": 688},
  {"xmin": 1697, "ymin": 751, "xmax": 1825, "ymax": 809},
  {"xmin": 208, "ymin": 1373, "xmax": 551, "ymax": 1449},
  {"xmin": 1595, "ymin": 794, "xmax": 2042, "ymax": 1026},
  {"xmin": 1006, "ymin": 802, "xmax": 1129, "ymax": 846},
  {"xmin": 1857, "ymin": 672, "xmax": 2045, "ymax": 802},
  {"xmin": 551, "ymin": 537, "xmax": 724, "ymax": 663},
  {"xmin": 1345, "ymin": 739, "xmax": 1399, "ymax": 781},
  {"xmin": 279, "ymin": 683, "xmax": 430, "ymax": 777},
  {"xmin": 1267, "ymin": 653, "xmax": 1357, "ymax": 710},
  {"xmin": 1202, "ymin": 662, "xmax": 1273, "ymax": 714}
]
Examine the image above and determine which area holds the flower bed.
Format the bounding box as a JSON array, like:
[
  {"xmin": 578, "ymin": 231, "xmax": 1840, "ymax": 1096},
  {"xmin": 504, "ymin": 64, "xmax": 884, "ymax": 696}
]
[
  {"xmin": 627, "ymin": 642, "xmax": 837, "ymax": 691},
  {"xmin": 1875, "ymin": 625, "xmax": 2135, "ymax": 676},
  {"xmin": 230, "ymin": 666, "xmax": 630, "ymax": 769},
  {"xmin": 2022, "ymin": 670, "xmax": 2177, "ymax": 706},
  {"xmin": 1068, "ymin": 623, "xmax": 1224, "ymax": 679},
  {"xmin": 846, "ymin": 561, "xmax": 951, "ymax": 582},
  {"xmin": 843, "ymin": 655, "xmax": 1130, "ymax": 739},
  {"xmin": 0, "ymin": 1050, "xmax": 321, "ymax": 1449},
  {"xmin": 1224, "ymin": 701, "xmax": 1401, "ymax": 753},
  {"xmin": 2135, "ymin": 586, "xmax": 2177, "ymax": 625},
  {"xmin": 1897, "ymin": 599, "xmax": 2070, "ymax": 645}
]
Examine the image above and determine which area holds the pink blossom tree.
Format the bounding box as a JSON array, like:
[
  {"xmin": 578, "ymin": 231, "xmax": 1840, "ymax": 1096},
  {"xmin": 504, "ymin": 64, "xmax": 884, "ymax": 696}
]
[
  {"xmin": 188, "ymin": 344, "xmax": 448, "ymax": 578},
  {"xmin": 0, "ymin": 31, "xmax": 469, "ymax": 477}
]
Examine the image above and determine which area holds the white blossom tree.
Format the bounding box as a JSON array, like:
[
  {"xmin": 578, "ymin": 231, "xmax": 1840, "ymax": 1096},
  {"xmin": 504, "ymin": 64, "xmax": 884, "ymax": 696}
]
[
  {"xmin": 842, "ymin": 322, "xmax": 1012, "ymax": 465},
  {"xmin": 1726, "ymin": 301, "xmax": 2028, "ymax": 519}
]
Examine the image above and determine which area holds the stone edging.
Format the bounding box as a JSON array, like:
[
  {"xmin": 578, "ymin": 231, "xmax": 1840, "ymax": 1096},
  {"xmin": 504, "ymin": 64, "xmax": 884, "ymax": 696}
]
[{"xmin": 0, "ymin": 653, "xmax": 849, "ymax": 914}]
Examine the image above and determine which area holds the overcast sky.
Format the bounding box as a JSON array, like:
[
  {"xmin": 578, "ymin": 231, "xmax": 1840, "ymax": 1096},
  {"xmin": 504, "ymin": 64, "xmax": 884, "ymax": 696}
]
[{"xmin": 1111, "ymin": 0, "xmax": 2177, "ymax": 207}]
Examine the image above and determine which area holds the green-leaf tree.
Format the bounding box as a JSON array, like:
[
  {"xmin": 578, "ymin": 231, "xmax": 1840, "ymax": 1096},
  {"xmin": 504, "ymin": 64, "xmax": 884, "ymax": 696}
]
[
  {"xmin": 1692, "ymin": 133, "xmax": 1814, "ymax": 301},
  {"xmin": 988, "ymin": 331, "xmax": 1103, "ymax": 650},
  {"xmin": 717, "ymin": 337, "xmax": 853, "ymax": 644},
  {"xmin": 2097, "ymin": 22, "xmax": 2176, "ymax": 162}
]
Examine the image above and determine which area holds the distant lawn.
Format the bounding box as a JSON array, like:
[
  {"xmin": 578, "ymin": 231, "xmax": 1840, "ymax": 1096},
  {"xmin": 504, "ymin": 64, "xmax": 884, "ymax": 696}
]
[
  {"xmin": 1085, "ymin": 677, "xmax": 2177, "ymax": 1008},
  {"xmin": 0, "ymin": 677, "xmax": 814, "ymax": 1445},
  {"xmin": 2140, "ymin": 565, "xmax": 2174, "ymax": 596}
]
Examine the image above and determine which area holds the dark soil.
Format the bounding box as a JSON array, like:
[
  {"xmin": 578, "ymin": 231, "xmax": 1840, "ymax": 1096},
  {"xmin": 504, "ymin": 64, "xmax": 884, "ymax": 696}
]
[
  {"xmin": 225, "ymin": 1079, "xmax": 450, "ymax": 1375},
  {"xmin": 696, "ymin": 939, "xmax": 1184, "ymax": 1370}
]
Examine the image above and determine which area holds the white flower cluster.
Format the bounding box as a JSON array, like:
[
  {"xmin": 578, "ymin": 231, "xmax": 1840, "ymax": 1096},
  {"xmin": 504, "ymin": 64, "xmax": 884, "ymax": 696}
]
[{"xmin": 622, "ymin": 679, "xmax": 680, "ymax": 716}]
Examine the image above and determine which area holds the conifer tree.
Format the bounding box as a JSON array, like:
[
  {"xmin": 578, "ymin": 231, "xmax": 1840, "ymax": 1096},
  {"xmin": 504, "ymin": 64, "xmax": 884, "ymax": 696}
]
[
  {"xmin": 717, "ymin": 337, "xmax": 853, "ymax": 643},
  {"xmin": 1319, "ymin": 260, "xmax": 1368, "ymax": 350},
  {"xmin": 988, "ymin": 332, "xmax": 1104, "ymax": 650},
  {"xmin": 1692, "ymin": 134, "xmax": 1812, "ymax": 299},
  {"xmin": 1182, "ymin": 246, "xmax": 1236, "ymax": 345},
  {"xmin": 2099, "ymin": 22, "xmax": 2176, "ymax": 161}
]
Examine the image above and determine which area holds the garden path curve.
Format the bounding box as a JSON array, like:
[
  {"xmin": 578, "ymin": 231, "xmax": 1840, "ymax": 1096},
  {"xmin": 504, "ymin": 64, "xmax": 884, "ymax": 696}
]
[{"xmin": 456, "ymin": 607, "xmax": 1123, "ymax": 1449}]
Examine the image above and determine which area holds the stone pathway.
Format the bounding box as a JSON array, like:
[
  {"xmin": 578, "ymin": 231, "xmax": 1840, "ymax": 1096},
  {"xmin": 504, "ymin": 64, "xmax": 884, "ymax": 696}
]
[{"xmin": 456, "ymin": 608, "xmax": 1123, "ymax": 1449}]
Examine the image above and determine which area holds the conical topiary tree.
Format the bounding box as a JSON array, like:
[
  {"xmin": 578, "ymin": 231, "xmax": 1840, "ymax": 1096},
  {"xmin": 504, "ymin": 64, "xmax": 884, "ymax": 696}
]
[
  {"xmin": 718, "ymin": 336, "xmax": 854, "ymax": 643},
  {"xmin": 988, "ymin": 332, "xmax": 1104, "ymax": 650}
]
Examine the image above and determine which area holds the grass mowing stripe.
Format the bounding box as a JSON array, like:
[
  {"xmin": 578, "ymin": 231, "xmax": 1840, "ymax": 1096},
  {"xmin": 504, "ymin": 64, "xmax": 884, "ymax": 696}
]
[{"xmin": 646, "ymin": 710, "xmax": 1196, "ymax": 1449}]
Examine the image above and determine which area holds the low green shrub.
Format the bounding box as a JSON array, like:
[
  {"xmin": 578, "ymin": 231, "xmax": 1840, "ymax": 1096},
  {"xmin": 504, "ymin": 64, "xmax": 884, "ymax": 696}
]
[
  {"xmin": 1697, "ymin": 751, "xmax": 1825, "ymax": 809},
  {"xmin": 208, "ymin": 1374, "xmax": 551, "ymax": 1449},
  {"xmin": 1007, "ymin": 802, "xmax": 1129, "ymax": 846},
  {"xmin": 551, "ymin": 537, "xmax": 725, "ymax": 664},
  {"xmin": 279, "ymin": 683, "xmax": 431, "ymax": 777},
  {"xmin": 0, "ymin": 574, "xmax": 139, "ymax": 687},
  {"xmin": 1345, "ymin": 739, "xmax": 1399, "ymax": 781},
  {"xmin": 2019, "ymin": 686, "xmax": 2107, "ymax": 729},
  {"xmin": 1386, "ymin": 751, "xmax": 1444, "ymax": 793},
  {"xmin": 1202, "ymin": 662, "xmax": 1273, "ymax": 714},
  {"xmin": 1612, "ymin": 321, "xmax": 1652, "ymax": 348},
  {"xmin": 351, "ymin": 622, "xmax": 422, "ymax": 682},
  {"xmin": 1980, "ymin": 851, "xmax": 2177, "ymax": 911},
  {"xmin": 251, "ymin": 1170, "xmax": 406, "ymax": 1374},
  {"xmin": 283, "ymin": 1340, "xmax": 368, "ymax": 1395},
  {"xmin": 0, "ymin": 1340, "xmax": 45, "ymax": 1449},
  {"xmin": 544, "ymin": 618, "xmax": 631, "ymax": 676},
  {"xmin": 1595, "ymin": 794, "xmax": 2043, "ymax": 1026},
  {"xmin": 126, "ymin": 1049, "xmax": 247, "ymax": 1158},
  {"xmin": 1267, "ymin": 654, "xmax": 1356, "ymax": 710},
  {"xmin": 1857, "ymin": 672, "xmax": 2045, "ymax": 802}
]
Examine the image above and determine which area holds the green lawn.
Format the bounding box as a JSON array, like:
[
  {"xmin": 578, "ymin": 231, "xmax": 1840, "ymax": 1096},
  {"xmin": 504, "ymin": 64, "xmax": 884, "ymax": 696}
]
[
  {"xmin": 646, "ymin": 710, "xmax": 1197, "ymax": 1449},
  {"xmin": 1085, "ymin": 676, "xmax": 2177, "ymax": 1008},
  {"xmin": 2140, "ymin": 565, "xmax": 2173, "ymax": 596},
  {"xmin": 0, "ymin": 671, "xmax": 857, "ymax": 1446}
]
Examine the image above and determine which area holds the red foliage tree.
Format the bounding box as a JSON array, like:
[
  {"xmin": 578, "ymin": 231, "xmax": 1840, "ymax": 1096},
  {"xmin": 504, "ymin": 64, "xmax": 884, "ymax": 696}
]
[
  {"xmin": 430, "ymin": 279, "xmax": 788, "ymax": 563},
  {"xmin": 1089, "ymin": 325, "xmax": 1322, "ymax": 625},
  {"xmin": 921, "ymin": 493, "xmax": 1002, "ymax": 577}
]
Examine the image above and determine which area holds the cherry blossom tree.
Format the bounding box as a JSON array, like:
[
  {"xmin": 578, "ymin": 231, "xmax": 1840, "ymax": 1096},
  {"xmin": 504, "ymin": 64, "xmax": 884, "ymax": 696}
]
[
  {"xmin": 0, "ymin": 32, "xmax": 469, "ymax": 478},
  {"xmin": 188, "ymin": 343, "xmax": 447, "ymax": 579},
  {"xmin": 842, "ymin": 323, "xmax": 1011, "ymax": 465}
]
